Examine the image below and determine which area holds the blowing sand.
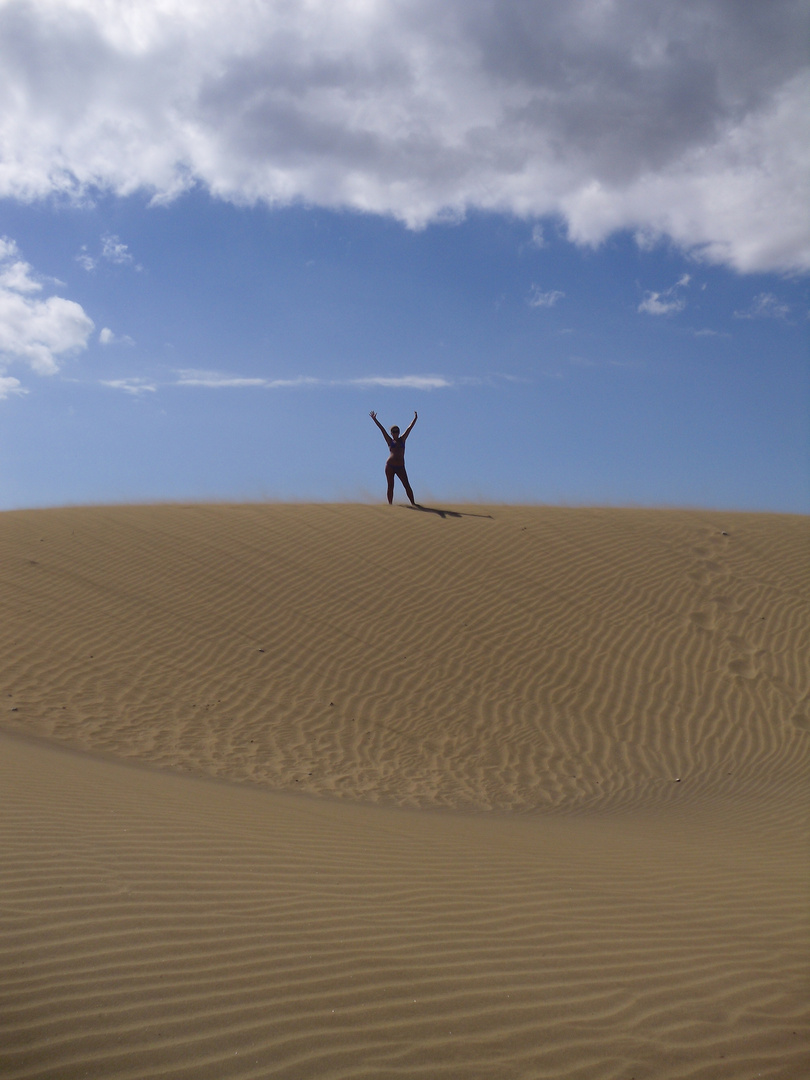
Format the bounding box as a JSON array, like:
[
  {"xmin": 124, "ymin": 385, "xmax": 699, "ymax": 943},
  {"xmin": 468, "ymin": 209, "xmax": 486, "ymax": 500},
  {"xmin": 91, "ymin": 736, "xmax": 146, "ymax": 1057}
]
[{"xmin": 1, "ymin": 503, "xmax": 808, "ymax": 1078}]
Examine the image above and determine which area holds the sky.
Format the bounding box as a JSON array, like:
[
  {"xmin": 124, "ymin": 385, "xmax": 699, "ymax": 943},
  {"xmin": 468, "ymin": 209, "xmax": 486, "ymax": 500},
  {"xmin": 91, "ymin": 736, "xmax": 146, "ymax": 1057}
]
[{"xmin": 0, "ymin": 0, "xmax": 808, "ymax": 512}]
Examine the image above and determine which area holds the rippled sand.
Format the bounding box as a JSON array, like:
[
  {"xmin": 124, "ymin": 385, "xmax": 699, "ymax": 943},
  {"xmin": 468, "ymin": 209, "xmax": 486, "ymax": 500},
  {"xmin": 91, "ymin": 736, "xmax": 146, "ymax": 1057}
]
[{"xmin": 1, "ymin": 503, "xmax": 808, "ymax": 1078}]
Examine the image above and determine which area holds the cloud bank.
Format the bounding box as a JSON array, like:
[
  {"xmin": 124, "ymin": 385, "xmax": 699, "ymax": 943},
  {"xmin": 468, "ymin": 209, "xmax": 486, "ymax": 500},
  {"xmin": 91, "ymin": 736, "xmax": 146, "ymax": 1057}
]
[
  {"xmin": 0, "ymin": 0, "xmax": 808, "ymax": 272},
  {"xmin": 0, "ymin": 236, "xmax": 94, "ymax": 379}
]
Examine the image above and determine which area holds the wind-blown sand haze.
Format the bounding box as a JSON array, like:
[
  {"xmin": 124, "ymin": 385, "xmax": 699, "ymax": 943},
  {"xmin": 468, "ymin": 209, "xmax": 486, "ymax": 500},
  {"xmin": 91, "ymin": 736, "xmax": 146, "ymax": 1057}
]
[{"xmin": 1, "ymin": 503, "xmax": 808, "ymax": 1078}]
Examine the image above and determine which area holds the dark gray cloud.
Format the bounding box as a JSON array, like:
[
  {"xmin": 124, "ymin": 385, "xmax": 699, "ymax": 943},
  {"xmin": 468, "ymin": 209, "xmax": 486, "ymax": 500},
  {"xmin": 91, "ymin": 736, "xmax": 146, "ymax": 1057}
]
[{"xmin": 0, "ymin": 0, "xmax": 807, "ymax": 270}]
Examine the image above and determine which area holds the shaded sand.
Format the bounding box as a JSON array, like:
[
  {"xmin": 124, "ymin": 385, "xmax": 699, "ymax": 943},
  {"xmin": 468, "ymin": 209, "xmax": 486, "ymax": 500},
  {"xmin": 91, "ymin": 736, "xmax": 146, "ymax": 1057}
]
[{"xmin": 1, "ymin": 503, "xmax": 808, "ymax": 1078}]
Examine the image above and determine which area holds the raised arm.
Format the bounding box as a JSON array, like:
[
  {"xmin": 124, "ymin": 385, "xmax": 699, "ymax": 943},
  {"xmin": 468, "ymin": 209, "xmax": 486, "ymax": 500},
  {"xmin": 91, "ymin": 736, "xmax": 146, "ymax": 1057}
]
[
  {"xmin": 401, "ymin": 410, "xmax": 418, "ymax": 440},
  {"xmin": 369, "ymin": 411, "xmax": 392, "ymax": 444}
]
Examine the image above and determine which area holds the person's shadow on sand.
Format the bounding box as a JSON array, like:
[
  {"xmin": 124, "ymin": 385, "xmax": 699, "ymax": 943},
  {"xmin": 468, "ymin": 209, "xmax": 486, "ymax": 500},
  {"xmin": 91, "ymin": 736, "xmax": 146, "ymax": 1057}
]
[{"xmin": 403, "ymin": 504, "xmax": 493, "ymax": 520}]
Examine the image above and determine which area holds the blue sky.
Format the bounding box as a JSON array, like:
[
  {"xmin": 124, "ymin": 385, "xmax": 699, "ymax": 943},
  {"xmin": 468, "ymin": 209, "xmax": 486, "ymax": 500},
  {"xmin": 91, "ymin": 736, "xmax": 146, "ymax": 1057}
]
[{"xmin": 0, "ymin": 1, "xmax": 808, "ymax": 512}]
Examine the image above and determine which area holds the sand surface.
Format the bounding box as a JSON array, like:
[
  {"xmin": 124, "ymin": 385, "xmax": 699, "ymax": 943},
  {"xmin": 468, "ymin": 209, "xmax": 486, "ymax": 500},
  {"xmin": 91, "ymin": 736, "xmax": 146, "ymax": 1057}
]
[{"xmin": 1, "ymin": 503, "xmax": 808, "ymax": 1078}]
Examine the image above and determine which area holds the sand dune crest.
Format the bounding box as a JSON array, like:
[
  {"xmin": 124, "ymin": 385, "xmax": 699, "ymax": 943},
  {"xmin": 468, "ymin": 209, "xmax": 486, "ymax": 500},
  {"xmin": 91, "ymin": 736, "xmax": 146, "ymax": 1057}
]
[{"xmin": 1, "ymin": 504, "xmax": 807, "ymax": 816}]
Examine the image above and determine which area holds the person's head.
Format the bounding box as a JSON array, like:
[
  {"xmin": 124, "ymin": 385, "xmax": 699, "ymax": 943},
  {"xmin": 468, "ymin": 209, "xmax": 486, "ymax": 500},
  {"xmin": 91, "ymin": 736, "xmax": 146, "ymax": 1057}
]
[{"xmin": 390, "ymin": 425, "xmax": 400, "ymax": 437}]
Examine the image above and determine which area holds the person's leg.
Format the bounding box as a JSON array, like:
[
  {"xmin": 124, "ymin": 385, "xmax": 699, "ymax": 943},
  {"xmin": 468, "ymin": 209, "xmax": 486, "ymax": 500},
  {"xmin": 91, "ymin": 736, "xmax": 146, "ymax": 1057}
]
[
  {"xmin": 397, "ymin": 466, "xmax": 416, "ymax": 505},
  {"xmin": 385, "ymin": 464, "xmax": 395, "ymax": 504}
]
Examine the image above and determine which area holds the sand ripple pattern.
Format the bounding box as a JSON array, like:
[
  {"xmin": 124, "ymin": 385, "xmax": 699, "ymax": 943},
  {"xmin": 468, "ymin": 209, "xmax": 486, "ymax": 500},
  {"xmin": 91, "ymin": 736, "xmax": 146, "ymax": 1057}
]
[
  {"xmin": 1, "ymin": 504, "xmax": 808, "ymax": 815},
  {"xmin": 1, "ymin": 733, "xmax": 807, "ymax": 1080}
]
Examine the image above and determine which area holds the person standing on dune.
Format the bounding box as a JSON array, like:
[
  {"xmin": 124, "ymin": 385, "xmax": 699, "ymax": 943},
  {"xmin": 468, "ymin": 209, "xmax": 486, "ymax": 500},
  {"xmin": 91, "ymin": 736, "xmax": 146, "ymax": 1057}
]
[{"xmin": 370, "ymin": 410, "xmax": 418, "ymax": 505}]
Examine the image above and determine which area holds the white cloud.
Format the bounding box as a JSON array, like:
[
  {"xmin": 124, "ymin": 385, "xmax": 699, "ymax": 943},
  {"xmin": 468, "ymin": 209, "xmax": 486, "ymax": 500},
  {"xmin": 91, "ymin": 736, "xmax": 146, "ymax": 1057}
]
[
  {"xmin": 0, "ymin": 236, "xmax": 94, "ymax": 376},
  {"xmin": 77, "ymin": 234, "xmax": 139, "ymax": 271},
  {"xmin": 0, "ymin": 253, "xmax": 42, "ymax": 293},
  {"xmin": 175, "ymin": 369, "xmax": 316, "ymax": 388},
  {"xmin": 76, "ymin": 248, "xmax": 96, "ymax": 271},
  {"xmin": 638, "ymin": 274, "xmax": 690, "ymax": 316},
  {"xmin": 101, "ymin": 378, "xmax": 156, "ymax": 395},
  {"xmin": 734, "ymin": 292, "xmax": 791, "ymax": 319},
  {"xmin": 99, "ymin": 326, "xmax": 135, "ymax": 345},
  {"xmin": 101, "ymin": 233, "xmax": 135, "ymax": 265},
  {"xmin": 0, "ymin": 374, "xmax": 27, "ymax": 399},
  {"xmin": 173, "ymin": 369, "xmax": 450, "ymax": 390},
  {"xmin": 638, "ymin": 292, "xmax": 685, "ymax": 316},
  {"xmin": 528, "ymin": 286, "xmax": 564, "ymax": 309},
  {"xmin": 348, "ymin": 375, "xmax": 450, "ymax": 390},
  {"xmin": 530, "ymin": 225, "xmax": 546, "ymax": 249},
  {"xmin": 0, "ymin": 1, "xmax": 807, "ymax": 272}
]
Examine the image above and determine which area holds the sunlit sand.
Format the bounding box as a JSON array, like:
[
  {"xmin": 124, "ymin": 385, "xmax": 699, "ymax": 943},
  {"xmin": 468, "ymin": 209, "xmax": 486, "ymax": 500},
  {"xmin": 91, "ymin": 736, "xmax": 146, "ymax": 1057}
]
[{"xmin": 1, "ymin": 503, "xmax": 807, "ymax": 1078}]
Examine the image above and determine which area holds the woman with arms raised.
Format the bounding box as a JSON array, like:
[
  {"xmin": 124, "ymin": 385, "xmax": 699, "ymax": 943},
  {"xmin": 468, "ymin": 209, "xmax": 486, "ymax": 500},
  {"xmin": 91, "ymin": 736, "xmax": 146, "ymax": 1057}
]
[{"xmin": 370, "ymin": 410, "xmax": 418, "ymax": 505}]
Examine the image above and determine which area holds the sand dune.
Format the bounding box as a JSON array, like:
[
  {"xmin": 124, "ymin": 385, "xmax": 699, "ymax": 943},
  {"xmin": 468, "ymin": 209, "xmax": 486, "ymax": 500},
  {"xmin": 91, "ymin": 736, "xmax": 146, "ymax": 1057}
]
[{"xmin": 1, "ymin": 503, "xmax": 808, "ymax": 1078}]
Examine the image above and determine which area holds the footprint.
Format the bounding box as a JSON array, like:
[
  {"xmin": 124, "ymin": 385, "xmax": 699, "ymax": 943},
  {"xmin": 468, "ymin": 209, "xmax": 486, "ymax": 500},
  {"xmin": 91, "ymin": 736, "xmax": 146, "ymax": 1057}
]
[
  {"xmin": 725, "ymin": 633, "xmax": 749, "ymax": 650},
  {"xmin": 690, "ymin": 610, "xmax": 716, "ymax": 631},
  {"xmin": 712, "ymin": 594, "xmax": 741, "ymax": 613},
  {"xmin": 790, "ymin": 697, "xmax": 810, "ymax": 731},
  {"xmin": 688, "ymin": 569, "xmax": 712, "ymax": 586},
  {"xmin": 727, "ymin": 656, "xmax": 758, "ymax": 679},
  {"xmin": 702, "ymin": 559, "xmax": 726, "ymax": 575}
]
